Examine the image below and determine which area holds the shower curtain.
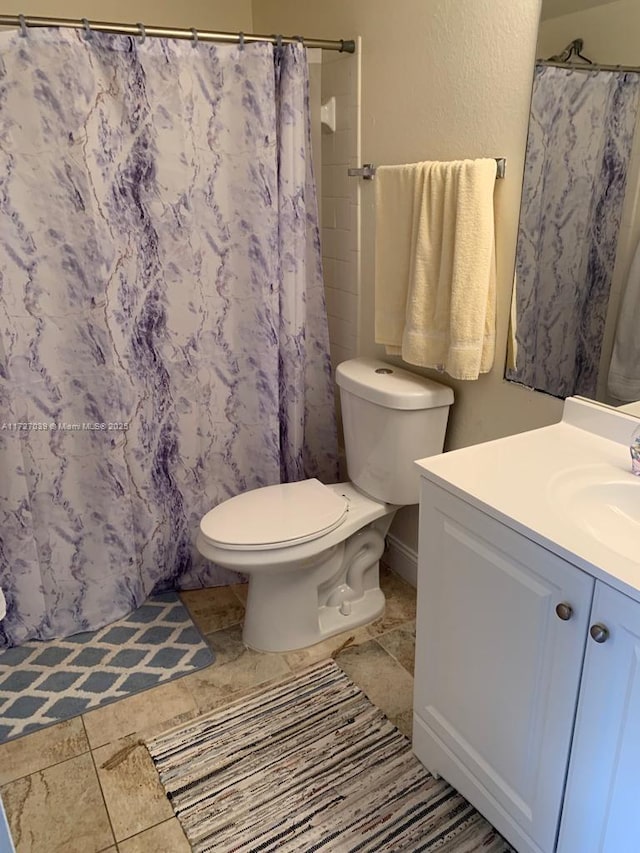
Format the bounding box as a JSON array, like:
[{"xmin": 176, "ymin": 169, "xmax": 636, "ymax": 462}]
[
  {"xmin": 507, "ymin": 65, "xmax": 640, "ymax": 398},
  {"xmin": 0, "ymin": 29, "xmax": 338, "ymax": 647}
]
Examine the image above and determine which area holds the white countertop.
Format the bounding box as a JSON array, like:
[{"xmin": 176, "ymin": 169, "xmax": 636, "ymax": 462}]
[{"xmin": 416, "ymin": 398, "xmax": 640, "ymax": 603}]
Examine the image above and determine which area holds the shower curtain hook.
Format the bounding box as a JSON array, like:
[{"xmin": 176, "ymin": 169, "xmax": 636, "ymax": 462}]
[
  {"xmin": 238, "ymin": 31, "xmax": 245, "ymax": 51},
  {"xmin": 81, "ymin": 18, "xmax": 92, "ymax": 40},
  {"xmin": 137, "ymin": 22, "xmax": 146, "ymax": 44},
  {"xmin": 275, "ymin": 34, "xmax": 283, "ymax": 51},
  {"xmin": 18, "ymin": 14, "xmax": 28, "ymax": 37},
  {"xmin": 191, "ymin": 28, "xmax": 198, "ymax": 47}
]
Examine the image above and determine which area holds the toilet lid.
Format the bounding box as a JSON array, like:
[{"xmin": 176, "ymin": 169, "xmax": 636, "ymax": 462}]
[{"xmin": 200, "ymin": 479, "xmax": 349, "ymax": 551}]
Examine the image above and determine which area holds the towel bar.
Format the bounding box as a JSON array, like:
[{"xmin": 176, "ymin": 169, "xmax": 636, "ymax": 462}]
[{"xmin": 348, "ymin": 158, "xmax": 506, "ymax": 180}]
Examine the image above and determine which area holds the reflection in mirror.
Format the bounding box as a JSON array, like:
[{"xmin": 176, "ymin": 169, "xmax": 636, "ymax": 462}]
[{"xmin": 506, "ymin": 0, "xmax": 640, "ymax": 412}]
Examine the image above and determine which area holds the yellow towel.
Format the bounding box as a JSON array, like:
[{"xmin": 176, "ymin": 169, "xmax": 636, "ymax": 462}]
[
  {"xmin": 374, "ymin": 159, "xmax": 497, "ymax": 381},
  {"xmin": 374, "ymin": 164, "xmax": 422, "ymax": 353}
]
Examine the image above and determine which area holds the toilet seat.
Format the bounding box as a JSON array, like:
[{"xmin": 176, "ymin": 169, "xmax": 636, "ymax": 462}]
[{"xmin": 199, "ymin": 478, "xmax": 349, "ymax": 551}]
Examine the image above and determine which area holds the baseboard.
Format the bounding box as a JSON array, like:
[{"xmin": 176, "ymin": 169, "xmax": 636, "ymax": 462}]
[{"xmin": 384, "ymin": 534, "xmax": 418, "ymax": 588}]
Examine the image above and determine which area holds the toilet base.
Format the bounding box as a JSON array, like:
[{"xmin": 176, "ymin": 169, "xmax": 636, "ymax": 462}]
[
  {"xmin": 318, "ymin": 584, "xmax": 386, "ymax": 641},
  {"xmin": 241, "ymin": 512, "xmax": 394, "ymax": 652},
  {"xmin": 244, "ymin": 585, "xmax": 386, "ymax": 653}
]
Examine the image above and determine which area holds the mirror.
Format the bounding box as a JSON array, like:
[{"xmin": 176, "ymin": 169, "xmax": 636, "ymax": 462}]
[{"xmin": 506, "ymin": 0, "xmax": 640, "ymax": 414}]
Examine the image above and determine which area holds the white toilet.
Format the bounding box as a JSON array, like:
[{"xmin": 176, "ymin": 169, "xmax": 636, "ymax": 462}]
[{"xmin": 197, "ymin": 357, "xmax": 454, "ymax": 652}]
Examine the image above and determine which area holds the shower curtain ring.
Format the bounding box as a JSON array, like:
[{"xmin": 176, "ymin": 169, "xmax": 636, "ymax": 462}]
[
  {"xmin": 137, "ymin": 22, "xmax": 146, "ymax": 44},
  {"xmin": 82, "ymin": 18, "xmax": 92, "ymax": 40},
  {"xmin": 275, "ymin": 34, "xmax": 283, "ymax": 50},
  {"xmin": 191, "ymin": 28, "xmax": 198, "ymax": 47},
  {"xmin": 238, "ymin": 31, "xmax": 245, "ymax": 51},
  {"xmin": 18, "ymin": 14, "xmax": 28, "ymax": 37}
]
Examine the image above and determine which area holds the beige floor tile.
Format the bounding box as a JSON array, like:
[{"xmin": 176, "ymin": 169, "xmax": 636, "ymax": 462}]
[
  {"xmin": 82, "ymin": 679, "xmax": 199, "ymax": 749},
  {"xmin": 183, "ymin": 624, "xmax": 291, "ymax": 713},
  {"xmin": 93, "ymin": 737, "xmax": 173, "ymax": 842},
  {"xmin": 229, "ymin": 581, "xmax": 248, "ymax": 603},
  {"xmin": 392, "ymin": 708, "xmax": 414, "ymax": 740},
  {"xmin": 283, "ymin": 625, "xmax": 373, "ymax": 671},
  {"xmin": 1, "ymin": 751, "xmax": 113, "ymax": 853},
  {"xmin": 336, "ymin": 639, "xmax": 415, "ymax": 721},
  {"xmin": 179, "ymin": 586, "xmax": 244, "ymax": 634},
  {"xmin": 0, "ymin": 717, "xmax": 89, "ymax": 785},
  {"xmin": 376, "ymin": 621, "xmax": 416, "ymax": 675},
  {"xmin": 118, "ymin": 818, "xmax": 190, "ymax": 853},
  {"xmin": 366, "ymin": 566, "xmax": 417, "ymax": 636}
]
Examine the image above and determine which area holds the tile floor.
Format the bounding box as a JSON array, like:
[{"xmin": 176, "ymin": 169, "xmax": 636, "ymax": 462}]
[{"xmin": 0, "ymin": 564, "xmax": 417, "ymax": 853}]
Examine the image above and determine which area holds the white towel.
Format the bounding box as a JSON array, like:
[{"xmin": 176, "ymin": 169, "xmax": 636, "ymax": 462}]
[
  {"xmin": 374, "ymin": 159, "xmax": 497, "ymax": 380},
  {"xmin": 0, "ymin": 588, "xmax": 5, "ymax": 621},
  {"xmin": 608, "ymin": 237, "xmax": 640, "ymax": 402}
]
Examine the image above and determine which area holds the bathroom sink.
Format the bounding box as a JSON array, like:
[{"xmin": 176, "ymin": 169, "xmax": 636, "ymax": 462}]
[{"xmin": 548, "ymin": 465, "xmax": 640, "ymax": 564}]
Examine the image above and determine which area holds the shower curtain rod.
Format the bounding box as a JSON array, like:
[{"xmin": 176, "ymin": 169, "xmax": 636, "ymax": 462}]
[
  {"xmin": 0, "ymin": 13, "xmax": 356, "ymax": 52},
  {"xmin": 538, "ymin": 59, "xmax": 640, "ymax": 74}
]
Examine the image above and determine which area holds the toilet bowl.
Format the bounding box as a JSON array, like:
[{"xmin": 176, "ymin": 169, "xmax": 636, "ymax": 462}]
[{"xmin": 197, "ymin": 357, "xmax": 454, "ymax": 652}]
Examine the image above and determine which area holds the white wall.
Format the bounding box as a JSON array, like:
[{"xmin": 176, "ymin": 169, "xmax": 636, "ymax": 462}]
[
  {"xmin": 1, "ymin": 0, "xmax": 252, "ymax": 31},
  {"xmin": 537, "ymin": 0, "xmax": 640, "ymax": 64},
  {"xmin": 253, "ymin": 0, "xmax": 562, "ymax": 451},
  {"xmin": 254, "ymin": 0, "xmax": 562, "ymax": 552}
]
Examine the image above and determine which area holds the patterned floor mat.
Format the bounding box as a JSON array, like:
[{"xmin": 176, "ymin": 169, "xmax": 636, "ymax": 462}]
[{"xmin": 0, "ymin": 592, "xmax": 213, "ymax": 743}]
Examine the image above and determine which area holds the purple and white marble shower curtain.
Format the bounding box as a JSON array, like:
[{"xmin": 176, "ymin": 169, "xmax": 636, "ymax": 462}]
[
  {"xmin": 0, "ymin": 30, "xmax": 338, "ymax": 647},
  {"xmin": 507, "ymin": 65, "xmax": 640, "ymax": 398}
]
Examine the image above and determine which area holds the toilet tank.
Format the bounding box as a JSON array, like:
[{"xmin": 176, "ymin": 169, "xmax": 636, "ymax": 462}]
[{"xmin": 336, "ymin": 358, "xmax": 454, "ymax": 505}]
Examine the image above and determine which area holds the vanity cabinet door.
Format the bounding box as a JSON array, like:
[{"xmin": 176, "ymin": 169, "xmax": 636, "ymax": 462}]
[
  {"xmin": 413, "ymin": 481, "xmax": 594, "ymax": 853},
  {"xmin": 557, "ymin": 582, "xmax": 640, "ymax": 853}
]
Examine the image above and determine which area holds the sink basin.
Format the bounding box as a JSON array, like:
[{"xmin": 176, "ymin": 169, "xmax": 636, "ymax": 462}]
[{"xmin": 549, "ymin": 465, "xmax": 640, "ymax": 563}]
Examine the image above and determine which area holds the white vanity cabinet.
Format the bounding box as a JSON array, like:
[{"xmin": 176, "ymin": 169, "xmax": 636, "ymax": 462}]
[
  {"xmin": 413, "ymin": 477, "xmax": 640, "ymax": 853},
  {"xmin": 412, "ymin": 480, "xmax": 594, "ymax": 853},
  {"xmin": 557, "ymin": 581, "xmax": 640, "ymax": 853}
]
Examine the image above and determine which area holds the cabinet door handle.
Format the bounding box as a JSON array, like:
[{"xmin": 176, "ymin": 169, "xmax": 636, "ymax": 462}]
[
  {"xmin": 555, "ymin": 602, "xmax": 573, "ymax": 621},
  {"xmin": 590, "ymin": 623, "xmax": 609, "ymax": 644}
]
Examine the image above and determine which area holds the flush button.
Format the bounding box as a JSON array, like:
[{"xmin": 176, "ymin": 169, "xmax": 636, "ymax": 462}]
[{"xmin": 375, "ymin": 368, "xmax": 393, "ymax": 374}]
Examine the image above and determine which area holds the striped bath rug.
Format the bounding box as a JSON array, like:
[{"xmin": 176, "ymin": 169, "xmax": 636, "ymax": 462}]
[
  {"xmin": 0, "ymin": 592, "xmax": 213, "ymax": 743},
  {"xmin": 146, "ymin": 659, "xmax": 515, "ymax": 852}
]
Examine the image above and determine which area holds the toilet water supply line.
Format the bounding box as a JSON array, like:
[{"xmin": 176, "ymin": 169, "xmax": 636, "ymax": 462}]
[{"xmin": 326, "ymin": 528, "xmax": 385, "ymax": 613}]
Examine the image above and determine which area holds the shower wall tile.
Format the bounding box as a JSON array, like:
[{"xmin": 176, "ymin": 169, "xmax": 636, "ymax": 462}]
[
  {"xmin": 333, "ymin": 129, "xmax": 357, "ymax": 164},
  {"xmin": 334, "ymin": 198, "xmax": 352, "ymax": 231},
  {"xmin": 322, "ymin": 197, "xmax": 337, "ymax": 229},
  {"xmin": 320, "ymin": 40, "xmax": 361, "ymax": 367},
  {"xmin": 327, "ymin": 315, "xmax": 358, "ymax": 353},
  {"xmin": 322, "ymin": 227, "xmax": 352, "ymax": 263},
  {"xmin": 329, "ymin": 345, "xmax": 354, "ymax": 375},
  {"xmin": 325, "ymin": 286, "xmax": 358, "ymax": 321},
  {"xmin": 329, "ymin": 259, "xmax": 357, "ymax": 295}
]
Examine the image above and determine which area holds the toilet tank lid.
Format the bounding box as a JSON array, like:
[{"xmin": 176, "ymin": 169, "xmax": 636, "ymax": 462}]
[{"xmin": 336, "ymin": 358, "xmax": 454, "ymax": 410}]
